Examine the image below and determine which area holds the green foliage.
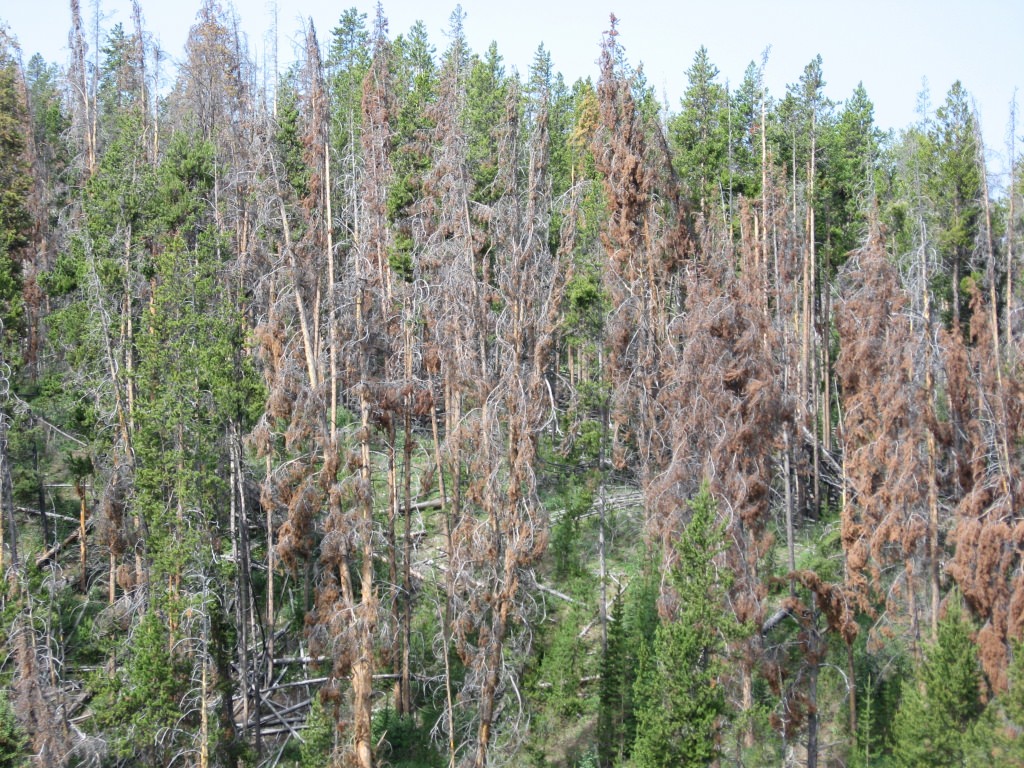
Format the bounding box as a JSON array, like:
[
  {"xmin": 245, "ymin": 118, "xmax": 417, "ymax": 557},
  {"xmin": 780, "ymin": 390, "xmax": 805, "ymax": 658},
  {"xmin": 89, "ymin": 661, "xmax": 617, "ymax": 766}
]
[
  {"xmin": 372, "ymin": 706, "xmax": 444, "ymax": 767},
  {"xmin": 957, "ymin": 639, "xmax": 1024, "ymax": 767},
  {"xmin": 550, "ymin": 478, "xmax": 595, "ymax": 580},
  {"xmin": 387, "ymin": 174, "xmax": 419, "ymax": 221},
  {"xmin": 820, "ymin": 83, "xmax": 883, "ymax": 271},
  {"xmin": 564, "ymin": 267, "xmax": 607, "ymax": 345},
  {"xmin": 25, "ymin": 53, "xmax": 70, "ymax": 184},
  {"xmin": 669, "ymin": 47, "xmax": 729, "ymax": 215},
  {"xmin": 327, "ymin": 7, "xmax": 371, "ymax": 162},
  {"xmin": 275, "ymin": 73, "xmax": 310, "ymax": 199},
  {"xmin": 889, "ymin": 596, "xmax": 986, "ymax": 767},
  {"xmin": 847, "ymin": 631, "xmax": 908, "ymax": 767},
  {"xmin": 131, "ymin": 130, "xmax": 260, "ymax": 591},
  {"xmin": 0, "ymin": 38, "xmax": 30, "ymax": 335},
  {"xmin": 93, "ymin": 610, "xmax": 191, "ymax": 764},
  {"xmin": 0, "ymin": 690, "xmax": 28, "ymax": 767},
  {"xmin": 527, "ymin": 44, "xmax": 574, "ymax": 205},
  {"xmin": 83, "ymin": 109, "xmax": 154, "ymax": 252},
  {"xmin": 97, "ymin": 23, "xmax": 144, "ymax": 131},
  {"xmin": 466, "ymin": 42, "xmax": 509, "ymax": 203},
  {"xmin": 299, "ymin": 693, "xmax": 337, "ymax": 767},
  {"xmin": 726, "ymin": 61, "xmax": 764, "ymax": 204},
  {"xmin": 392, "ymin": 20, "xmax": 437, "ymax": 147},
  {"xmin": 388, "ymin": 230, "xmax": 415, "ymax": 281},
  {"xmin": 925, "ymin": 80, "xmax": 983, "ymax": 328},
  {"xmin": 535, "ymin": 601, "xmax": 594, "ymax": 720},
  {"xmin": 598, "ymin": 564, "xmax": 659, "ymax": 767},
  {"xmin": 386, "ymin": 19, "xmax": 437, "ymax": 275},
  {"xmin": 630, "ymin": 487, "xmax": 733, "ymax": 768}
]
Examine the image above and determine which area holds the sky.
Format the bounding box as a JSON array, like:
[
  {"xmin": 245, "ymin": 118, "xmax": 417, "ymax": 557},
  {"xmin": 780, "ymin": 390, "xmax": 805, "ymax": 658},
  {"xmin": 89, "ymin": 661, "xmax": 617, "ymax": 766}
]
[{"xmin": 3, "ymin": 0, "xmax": 1022, "ymax": 179}]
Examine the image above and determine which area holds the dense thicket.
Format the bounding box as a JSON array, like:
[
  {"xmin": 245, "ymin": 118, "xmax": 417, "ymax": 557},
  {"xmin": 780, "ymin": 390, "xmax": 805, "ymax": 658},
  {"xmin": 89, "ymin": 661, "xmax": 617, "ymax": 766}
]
[{"xmin": 0, "ymin": 4, "xmax": 1022, "ymax": 767}]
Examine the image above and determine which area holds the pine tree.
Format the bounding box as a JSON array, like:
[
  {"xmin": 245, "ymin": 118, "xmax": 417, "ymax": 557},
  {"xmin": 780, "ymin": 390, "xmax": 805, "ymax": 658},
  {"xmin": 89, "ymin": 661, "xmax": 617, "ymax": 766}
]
[
  {"xmin": 0, "ymin": 30, "xmax": 30, "ymax": 333},
  {"xmin": 927, "ymin": 81, "xmax": 982, "ymax": 330},
  {"xmin": 890, "ymin": 596, "xmax": 986, "ymax": 767},
  {"xmin": 598, "ymin": 569, "xmax": 658, "ymax": 767},
  {"xmin": 631, "ymin": 487, "xmax": 732, "ymax": 768},
  {"xmin": 386, "ymin": 19, "xmax": 436, "ymax": 278},
  {"xmin": 0, "ymin": 689, "xmax": 28, "ymax": 768},
  {"xmin": 962, "ymin": 639, "xmax": 1024, "ymax": 767},
  {"xmin": 93, "ymin": 610, "xmax": 190, "ymax": 765},
  {"xmin": 669, "ymin": 46, "xmax": 728, "ymax": 217},
  {"xmin": 820, "ymin": 83, "xmax": 881, "ymax": 271},
  {"xmin": 726, "ymin": 60, "xmax": 764, "ymax": 206},
  {"xmin": 326, "ymin": 7, "xmax": 370, "ymax": 253},
  {"xmin": 465, "ymin": 41, "xmax": 508, "ymax": 202}
]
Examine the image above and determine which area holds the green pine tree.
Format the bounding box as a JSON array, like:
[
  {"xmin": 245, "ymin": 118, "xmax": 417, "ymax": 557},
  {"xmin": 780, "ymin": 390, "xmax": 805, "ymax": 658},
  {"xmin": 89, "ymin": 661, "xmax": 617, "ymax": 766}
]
[
  {"xmin": 961, "ymin": 640, "xmax": 1024, "ymax": 767},
  {"xmin": 669, "ymin": 46, "xmax": 728, "ymax": 217},
  {"xmin": 725, "ymin": 60, "xmax": 764, "ymax": 206},
  {"xmin": 93, "ymin": 610, "xmax": 190, "ymax": 765},
  {"xmin": 631, "ymin": 486, "xmax": 733, "ymax": 768},
  {"xmin": 890, "ymin": 596, "xmax": 986, "ymax": 767},
  {"xmin": 0, "ymin": 32, "xmax": 30, "ymax": 338},
  {"xmin": 597, "ymin": 564, "xmax": 660, "ymax": 768},
  {"xmin": 820, "ymin": 83, "xmax": 882, "ymax": 272},
  {"xmin": 0, "ymin": 690, "xmax": 28, "ymax": 768},
  {"xmin": 927, "ymin": 80, "xmax": 982, "ymax": 330}
]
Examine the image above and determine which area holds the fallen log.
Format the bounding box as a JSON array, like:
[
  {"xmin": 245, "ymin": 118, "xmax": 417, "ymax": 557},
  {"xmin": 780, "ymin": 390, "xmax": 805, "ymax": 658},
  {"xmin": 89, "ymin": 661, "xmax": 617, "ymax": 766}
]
[{"xmin": 35, "ymin": 519, "xmax": 94, "ymax": 568}]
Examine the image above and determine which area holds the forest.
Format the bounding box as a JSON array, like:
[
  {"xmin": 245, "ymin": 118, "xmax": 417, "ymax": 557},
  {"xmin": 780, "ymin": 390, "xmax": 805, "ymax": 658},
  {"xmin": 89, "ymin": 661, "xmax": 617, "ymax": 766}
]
[{"xmin": 0, "ymin": 1, "xmax": 1022, "ymax": 766}]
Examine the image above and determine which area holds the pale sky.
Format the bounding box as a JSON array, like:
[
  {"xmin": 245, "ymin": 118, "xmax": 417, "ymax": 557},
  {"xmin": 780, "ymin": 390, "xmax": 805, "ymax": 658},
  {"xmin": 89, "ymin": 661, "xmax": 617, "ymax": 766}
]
[{"xmin": 3, "ymin": 0, "xmax": 1022, "ymax": 179}]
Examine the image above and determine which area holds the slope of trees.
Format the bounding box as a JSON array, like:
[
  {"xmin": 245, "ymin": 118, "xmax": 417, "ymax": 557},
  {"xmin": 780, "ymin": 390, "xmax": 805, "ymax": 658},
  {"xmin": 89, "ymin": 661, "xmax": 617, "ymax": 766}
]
[{"xmin": 0, "ymin": 3, "xmax": 1022, "ymax": 767}]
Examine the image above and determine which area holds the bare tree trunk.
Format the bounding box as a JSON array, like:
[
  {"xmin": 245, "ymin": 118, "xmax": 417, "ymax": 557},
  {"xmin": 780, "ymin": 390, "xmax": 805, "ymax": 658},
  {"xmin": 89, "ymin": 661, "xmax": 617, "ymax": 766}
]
[
  {"xmin": 277, "ymin": 206, "xmax": 319, "ymax": 390},
  {"xmin": 978, "ymin": 133, "xmax": 1014, "ymax": 505},
  {"xmin": 265, "ymin": 452, "xmax": 275, "ymax": 687},
  {"xmin": 806, "ymin": 123, "xmax": 819, "ymax": 521},
  {"xmin": 475, "ymin": 598, "xmax": 511, "ymax": 768},
  {"xmin": 400, "ymin": 299, "xmax": 415, "ymax": 716},
  {"xmin": 200, "ymin": 622, "xmax": 210, "ymax": 768},
  {"xmin": 353, "ymin": 386, "xmax": 377, "ymax": 768},
  {"xmin": 0, "ymin": 404, "xmax": 16, "ymax": 573},
  {"xmin": 760, "ymin": 49, "xmax": 769, "ymax": 282},
  {"xmin": 1007, "ymin": 100, "xmax": 1017, "ymax": 352},
  {"xmin": 69, "ymin": 0, "xmax": 96, "ymax": 176},
  {"xmin": 431, "ymin": 400, "xmax": 447, "ymax": 508},
  {"xmin": 385, "ymin": 418, "xmax": 401, "ymax": 706},
  {"xmin": 232, "ymin": 421, "xmax": 260, "ymax": 754},
  {"xmin": 784, "ymin": 428, "xmax": 796, "ymax": 586},
  {"xmin": 806, "ymin": 612, "xmax": 821, "ymax": 768},
  {"xmin": 77, "ymin": 484, "xmax": 87, "ymax": 591},
  {"xmin": 109, "ymin": 550, "xmax": 116, "ymax": 604}
]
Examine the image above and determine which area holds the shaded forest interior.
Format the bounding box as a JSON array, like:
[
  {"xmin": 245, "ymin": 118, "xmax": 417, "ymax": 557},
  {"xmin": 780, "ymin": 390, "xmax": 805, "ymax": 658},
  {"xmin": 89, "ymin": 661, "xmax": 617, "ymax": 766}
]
[{"xmin": 0, "ymin": 2, "xmax": 1023, "ymax": 767}]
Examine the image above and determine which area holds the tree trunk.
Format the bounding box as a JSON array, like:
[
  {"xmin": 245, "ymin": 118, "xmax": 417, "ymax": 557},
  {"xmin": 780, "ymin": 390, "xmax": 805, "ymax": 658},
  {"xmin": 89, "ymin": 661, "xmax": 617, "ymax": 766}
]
[
  {"xmin": 0, "ymin": 407, "xmax": 16, "ymax": 573},
  {"xmin": 353, "ymin": 386, "xmax": 377, "ymax": 768},
  {"xmin": 400, "ymin": 300, "xmax": 415, "ymax": 716},
  {"xmin": 1007, "ymin": 102, "xmax": 1016, "ymax": 352}
]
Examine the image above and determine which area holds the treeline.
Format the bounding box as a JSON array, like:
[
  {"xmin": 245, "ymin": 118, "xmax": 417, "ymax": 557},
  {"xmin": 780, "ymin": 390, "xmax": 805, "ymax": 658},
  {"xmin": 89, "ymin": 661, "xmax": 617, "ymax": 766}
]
[{"xmin": 0, "ymin": 2, "xmax": 1021, "ymax": 767}]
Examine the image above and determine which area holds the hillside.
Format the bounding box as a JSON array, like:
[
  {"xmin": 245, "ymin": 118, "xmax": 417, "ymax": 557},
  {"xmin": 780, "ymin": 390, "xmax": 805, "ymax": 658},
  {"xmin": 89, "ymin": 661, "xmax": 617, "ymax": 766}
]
[{"xmin": 0, "ymin": 4, "xmax": 1022, "ymax": 767}]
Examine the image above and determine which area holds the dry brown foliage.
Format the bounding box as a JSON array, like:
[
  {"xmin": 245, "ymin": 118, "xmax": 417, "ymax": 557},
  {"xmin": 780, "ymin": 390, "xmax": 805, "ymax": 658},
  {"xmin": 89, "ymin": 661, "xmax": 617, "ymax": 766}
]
[
  {"xmin": 836, "ymin": 231, "xmax": 933, "ymax": 625},
  {"xmin": 945, "ymin": 285, "xmax": 1024, "ymax": 689}
]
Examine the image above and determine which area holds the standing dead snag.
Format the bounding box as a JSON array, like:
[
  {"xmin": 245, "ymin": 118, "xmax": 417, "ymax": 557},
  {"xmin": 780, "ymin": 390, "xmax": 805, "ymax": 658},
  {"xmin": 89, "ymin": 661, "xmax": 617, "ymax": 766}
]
[
  {"xmin": 652, "ymin": 221, "xmax": 789, "ymax": 748},
  {"xmin": 253, "ymin": 20, "xmax": 385, "ymax": 768},
  {"xmin": 420, "ymin": 52, "xmax": 565, "ymax": 764},
  {"xmin": 836, "ymin": 228, "xmax": 937, "ymax": 657},
  {"xmin": 591, "ymin": 16, "xmax": 673, "ymax": 484},
  {"xmin": 945, "ymin": 286, "xmax": 1024, "ymax": 691}
]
